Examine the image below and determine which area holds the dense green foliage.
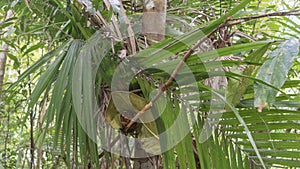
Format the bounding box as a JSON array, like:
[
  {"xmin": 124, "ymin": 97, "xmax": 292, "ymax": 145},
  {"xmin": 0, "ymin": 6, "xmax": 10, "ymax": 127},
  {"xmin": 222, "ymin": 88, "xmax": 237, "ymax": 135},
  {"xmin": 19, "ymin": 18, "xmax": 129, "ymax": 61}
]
[{"xmin": 0, "ymin": 0, "xmax": 300, "ymax": 168}]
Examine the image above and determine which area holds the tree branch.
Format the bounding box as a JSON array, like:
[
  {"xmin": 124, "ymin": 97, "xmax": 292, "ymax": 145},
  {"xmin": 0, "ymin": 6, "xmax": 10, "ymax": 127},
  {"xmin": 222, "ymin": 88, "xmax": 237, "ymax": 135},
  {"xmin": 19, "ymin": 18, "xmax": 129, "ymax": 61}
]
[
  {"xmin": 228, "ymin": 10, "xmax": 300, "ymax": 25},
  {"xmin": 125, "ymin": 10, "xmax": 300, "ymax": 132},
  {"xmin": 124, "ymin": 24, "xmax": 222, "ymax": 131},
  {"xmin": 124, "ymin": 10, "xmax": 300, "ymax": 131}
]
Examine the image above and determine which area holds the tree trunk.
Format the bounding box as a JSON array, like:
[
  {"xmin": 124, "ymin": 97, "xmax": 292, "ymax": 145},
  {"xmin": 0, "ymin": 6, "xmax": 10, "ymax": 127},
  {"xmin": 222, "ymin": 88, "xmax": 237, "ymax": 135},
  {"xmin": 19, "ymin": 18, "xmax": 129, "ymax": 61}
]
[
  {"xmin": 133, "ymin": 0, "xmax": 167, "ymax": 168},
  {"xmin": 0, "ymin": 42, "xmax": 8, "ymax": 94},
  {"xmin": 142, "ymin": 0, "xmax": 166, "ymax": 42},
  {"xmin": 0, "ymin": 9, "xmax": 13, "ymax": 94}
]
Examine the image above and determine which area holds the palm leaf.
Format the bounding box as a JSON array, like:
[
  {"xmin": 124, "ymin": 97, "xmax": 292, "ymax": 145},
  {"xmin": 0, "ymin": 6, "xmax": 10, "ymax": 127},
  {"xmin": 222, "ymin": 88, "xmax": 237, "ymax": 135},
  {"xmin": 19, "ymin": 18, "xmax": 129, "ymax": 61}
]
[{"xmin": 219, "ymin": 109, "xmax": 300, "ymax": 168}]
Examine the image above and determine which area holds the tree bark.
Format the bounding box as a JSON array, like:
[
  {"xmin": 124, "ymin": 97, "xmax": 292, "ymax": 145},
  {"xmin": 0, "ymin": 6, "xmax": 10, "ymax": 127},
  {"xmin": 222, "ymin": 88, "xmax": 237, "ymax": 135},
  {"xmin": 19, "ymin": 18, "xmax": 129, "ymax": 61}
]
[
  {"xmin": 142, "ymin": 0, "xmax": 166, "ymax": 42},
  {"xmin": 0, "ymin": 42, "xmax": 8, "ymax": 94},
  {"xmin": 0, "ymin": 9, "xmax": 14, "ymax": 94}
]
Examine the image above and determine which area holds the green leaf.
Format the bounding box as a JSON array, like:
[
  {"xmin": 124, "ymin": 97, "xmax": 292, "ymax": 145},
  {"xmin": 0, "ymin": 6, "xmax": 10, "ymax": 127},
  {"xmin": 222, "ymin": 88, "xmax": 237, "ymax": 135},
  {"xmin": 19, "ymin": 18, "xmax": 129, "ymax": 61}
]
[
  {"xmin": 0, "ymin": 21, "xmax": 14, "ymax": 30},
  {"xmin": 29, "ymin": 50, "xmax": 66, "ymax": 108},
  {"xmin": 226, "ymin": 44, "xmax": 270, "ymax": 107},
  {"xmin": 7, "ymin": 53, "xmax": 19, "ymax": 68},
  {"xmin": 51, "ymin": 40, "xmax": 83, "ymax": 147},
  {"xmin": 72, "ymin": 32, "xmax": 110, "ymax": 142},
  {"xmin": 220, "ymin": 108, "xmax": 300, "ymax": 168},
  {"xmin": 158, "ymin": 93, "xmax": 176, "ymax": 169},
  {"xmin": 175, "ymin": 101, "xmax": 197, "ymax": 169},
  {"xmin": 201, "ymin": 84, "xmax": 266, "ymax": 169},
  {"xmin": 8, "ymin": 40, "xmax": 71, "ymax": 91},
  {"xmin": 22, "ymin": 43, "xmax": 44, "ymax": 56},
  {"xmin": 254, "ymin": 39, "xmax": 299, "ymax": 111}
]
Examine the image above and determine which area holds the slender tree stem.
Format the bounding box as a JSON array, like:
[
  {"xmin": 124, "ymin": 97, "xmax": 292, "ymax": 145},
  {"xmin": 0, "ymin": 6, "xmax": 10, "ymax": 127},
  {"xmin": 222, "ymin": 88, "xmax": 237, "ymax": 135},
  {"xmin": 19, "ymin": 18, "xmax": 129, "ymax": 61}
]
[
  {"xmin": 228, "ymin": 10, "xmax": 300, "ymax": 26},
  {"xmin": 28, "ymin": 55, "xmax": 35, "ymax": 169}
]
